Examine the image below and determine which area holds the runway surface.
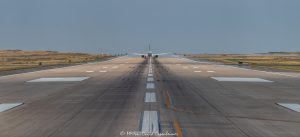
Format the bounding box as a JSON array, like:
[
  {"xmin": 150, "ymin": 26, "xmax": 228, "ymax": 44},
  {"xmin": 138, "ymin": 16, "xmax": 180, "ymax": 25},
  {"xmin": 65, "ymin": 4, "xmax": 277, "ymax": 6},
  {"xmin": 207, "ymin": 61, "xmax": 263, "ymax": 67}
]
[{"xmin": 0, "ymin": 56, "xmax": 300, "ymax": 137}]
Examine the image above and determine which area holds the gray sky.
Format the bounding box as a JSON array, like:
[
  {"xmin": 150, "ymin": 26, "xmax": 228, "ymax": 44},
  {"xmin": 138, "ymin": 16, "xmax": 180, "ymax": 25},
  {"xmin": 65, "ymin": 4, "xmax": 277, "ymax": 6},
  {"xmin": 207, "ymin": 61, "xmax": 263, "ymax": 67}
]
[{"xmin": 0, "ymin": 0, "xmax": 299, "ymax": 54}]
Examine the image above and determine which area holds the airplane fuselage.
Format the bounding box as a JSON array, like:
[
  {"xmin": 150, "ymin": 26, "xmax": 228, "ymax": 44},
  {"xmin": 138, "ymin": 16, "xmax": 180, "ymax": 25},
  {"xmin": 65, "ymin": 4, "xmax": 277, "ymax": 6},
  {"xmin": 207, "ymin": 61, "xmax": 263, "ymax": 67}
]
[{"xmin": 148, "ymin": 52, "xmax": 152, "ymax": 57}]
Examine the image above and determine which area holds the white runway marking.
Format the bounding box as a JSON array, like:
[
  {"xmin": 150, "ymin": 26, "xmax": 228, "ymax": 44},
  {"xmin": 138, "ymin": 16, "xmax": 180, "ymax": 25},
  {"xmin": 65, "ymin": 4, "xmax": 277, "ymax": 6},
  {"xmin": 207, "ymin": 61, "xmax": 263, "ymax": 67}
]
[
  {"xmin": 147, "ymin": 77, "xmax": 154, "ymax": 82},
  {"xmin": 277, "ymin": 103, "xmax": 300, "ymax": 112},
  {"xmin": 0, "ymin": 103, "xmax": 23, "ymax": 112},
  {"xmin": 193, "ymin": 67, "xmax": 199, "ymax": 69},
  {"xmin": 141, "ymin": 111, "xmax": 159, "ymax": 133},
  {"xmin": 148, "ymin": 74, "xmax": 153, "ymax": 77},
  {"xmin": 212, "ymin": 77, "xmax": 273, "ymax": 82},
  {"xmin": 0, "ymin": 56, "xmax": 124, "ymax": 79},
  {"xmin": 194, "ymin": 71, "xmax": 202, "ymax": 73},
  {"xmin": 146, "ymin": 83, "xmax": 155, "ymax": 89},
  {"xmin": 27, "ymin": 77, "xmax": 89, "ymax": 82},
  {"xmin": 144, "ymin": 93, "xmax": 156, "ymax": 102},
  {"xmin": 207, "ymin": 71, "xmax": 215, "ymax": 73},
  {"xmin": 99, "ymin": 70, "xmax": 107, "ymax": 73},
  {"xmin": 180, "ymin": 57, "xmax": 300, "ymax": 78},
  {"xmin": 86, "ymin": 71, "xmax": 94, "ymax": 73}
]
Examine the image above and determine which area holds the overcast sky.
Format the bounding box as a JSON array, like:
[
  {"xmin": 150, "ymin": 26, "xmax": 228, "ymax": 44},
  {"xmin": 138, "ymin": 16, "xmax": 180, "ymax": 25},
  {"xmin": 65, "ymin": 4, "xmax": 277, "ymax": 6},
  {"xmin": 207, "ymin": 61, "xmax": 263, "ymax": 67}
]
[{"xmin": 0, "ymin": 0, "xmax": 299, "ymax": 54}]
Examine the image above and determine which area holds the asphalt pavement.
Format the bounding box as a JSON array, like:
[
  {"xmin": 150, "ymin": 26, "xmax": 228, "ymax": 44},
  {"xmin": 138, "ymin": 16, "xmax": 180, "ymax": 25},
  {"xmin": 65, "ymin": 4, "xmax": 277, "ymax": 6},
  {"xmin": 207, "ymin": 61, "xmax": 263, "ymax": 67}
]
[{"xmin": 0, "ymin": 56, "xmax": 300, "ymax": 137}]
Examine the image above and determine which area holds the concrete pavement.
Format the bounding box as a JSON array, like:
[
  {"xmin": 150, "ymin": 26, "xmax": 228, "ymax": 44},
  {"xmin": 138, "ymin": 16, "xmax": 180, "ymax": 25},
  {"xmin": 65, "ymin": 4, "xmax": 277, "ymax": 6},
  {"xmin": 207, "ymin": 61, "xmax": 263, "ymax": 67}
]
[{"xmin": 0, "ymin": 56, "xmax": 300, "ymax": 137}]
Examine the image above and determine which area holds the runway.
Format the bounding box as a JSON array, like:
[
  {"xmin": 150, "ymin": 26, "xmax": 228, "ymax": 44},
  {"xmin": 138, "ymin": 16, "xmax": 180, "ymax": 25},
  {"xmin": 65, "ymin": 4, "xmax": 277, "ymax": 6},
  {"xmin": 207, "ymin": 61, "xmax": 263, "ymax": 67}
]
[{"xmin": 0, "ymin": 56, "xmax": 300, "ymax": 137}]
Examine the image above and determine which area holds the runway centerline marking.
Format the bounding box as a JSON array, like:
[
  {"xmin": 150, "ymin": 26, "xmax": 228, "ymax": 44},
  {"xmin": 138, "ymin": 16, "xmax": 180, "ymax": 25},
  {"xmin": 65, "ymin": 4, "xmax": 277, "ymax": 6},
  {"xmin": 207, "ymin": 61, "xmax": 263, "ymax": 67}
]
[
  {"xmin": 0, "ymin": 103, "xmax": 23, "ymax": 112},
  {"xmin": 144, "ymin": 93, "xmax": 156, "ymax": 103},
  {"xmin": 194, "ymin": 71, "xmax": 202, "ymax": 73},
  {"xmin": 277, "ymin": 103, "xmax": 300, "ymax": 112},
  {"xmin": 147, "ymin": 77, "xmax": 154, "ymax": 82},
  {"xmin": 148, "ymin": 74, "xmax": 153, "ymax": 77},
  {"xmin": 141, "ymin": 111, "xmax": 159, "ymax": 133},
  {"xmin": 146, "ymin": 83, "xmax": 155, "ymax": 89},
  {"xmin": 99, "ymin": 70, "xmax": 107, "ymax": 73},
  {"xmin": 27, "ymin": 77, "xmax": 90, "ymax": 82},
  {"xmin": 207, "ymin": 71, "xmax": 215, "ymax": 73},
  {"xmin": 211, "ymin": 77, "xmax": 273, "ymax": 82}
]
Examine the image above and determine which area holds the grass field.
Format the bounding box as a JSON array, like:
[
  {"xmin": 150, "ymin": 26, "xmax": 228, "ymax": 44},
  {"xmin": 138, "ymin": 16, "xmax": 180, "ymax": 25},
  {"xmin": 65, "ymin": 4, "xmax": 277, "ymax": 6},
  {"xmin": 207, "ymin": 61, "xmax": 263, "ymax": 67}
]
[
  {"xmin": 0, "ymin": 50, "xmax": 113, "ymax": 71},
  {"xmin": 188, "ymin": 52, "xmax": 300, "ymax": 72}
]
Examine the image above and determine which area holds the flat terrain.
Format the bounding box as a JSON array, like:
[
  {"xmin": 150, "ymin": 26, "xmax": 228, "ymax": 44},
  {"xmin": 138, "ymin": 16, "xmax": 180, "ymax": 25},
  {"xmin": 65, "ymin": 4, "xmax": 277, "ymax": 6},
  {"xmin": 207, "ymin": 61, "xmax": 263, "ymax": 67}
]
[
  {"xmin": 0, "ymin": 50, "xmax": 112, "ymax": 71},
  {"xmin": 188, "ymin": 53, "xmax": 300, "ymax": 72},
  {"xmin": 0, "ymin": 56, "xmax": 300, "ymax": 137}
]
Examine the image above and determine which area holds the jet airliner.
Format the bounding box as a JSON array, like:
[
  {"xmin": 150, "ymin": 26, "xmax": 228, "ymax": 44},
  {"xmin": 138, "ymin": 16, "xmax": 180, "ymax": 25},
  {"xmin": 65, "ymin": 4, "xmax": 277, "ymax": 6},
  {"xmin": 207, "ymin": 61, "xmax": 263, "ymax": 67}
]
[{"xmin": 134, "ymin": 44, "xmax": 168, "ymax": 58}]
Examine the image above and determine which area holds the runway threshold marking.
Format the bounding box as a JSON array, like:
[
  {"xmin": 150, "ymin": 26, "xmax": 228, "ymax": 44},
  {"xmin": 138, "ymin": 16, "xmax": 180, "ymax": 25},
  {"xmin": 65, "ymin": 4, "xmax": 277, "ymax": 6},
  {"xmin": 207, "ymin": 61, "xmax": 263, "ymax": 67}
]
[
  {"xmin": 0, "ymin": 103, "xmax": 23, "ymax": 112},
  {"xmin": 27, "ymin": 77, "xmax": 90, "ymax": 82},
  {"xmin": 141, "ymin": 111, "xmax": 159, "ymax": 133},
  {"xmin": 146, "ymin": 83, "xmax": 155, "ymax": 89},
  {"xmin": 144, "ymin": 93, "xmax": 156, "ymax": 103},
  {"xmin": 211, "ymin": 77, "xmax": 273, "ymax": 82},
  {"xmin": 277, "ymin": 103, "xmax": 300, "ymax": 112}
]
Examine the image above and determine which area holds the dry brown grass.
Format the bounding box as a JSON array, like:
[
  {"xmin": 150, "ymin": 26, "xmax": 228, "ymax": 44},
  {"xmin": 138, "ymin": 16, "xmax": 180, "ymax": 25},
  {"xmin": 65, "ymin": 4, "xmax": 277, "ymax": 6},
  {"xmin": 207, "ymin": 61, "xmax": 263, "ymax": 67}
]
[
  {"xmin": 189, "ymin": 53, "xmax": 300, "ymax": 71},
  {"xmin": 0, "ymin": 50, "xmax": 112, "ymax": 71}
]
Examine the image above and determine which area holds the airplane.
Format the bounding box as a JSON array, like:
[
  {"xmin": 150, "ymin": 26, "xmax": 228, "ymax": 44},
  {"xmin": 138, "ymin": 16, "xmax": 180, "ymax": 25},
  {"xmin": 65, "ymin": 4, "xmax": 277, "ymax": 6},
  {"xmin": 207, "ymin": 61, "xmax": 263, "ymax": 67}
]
[{"xmin": 133, "ymin": 44, "xmax": 168, "ymax": 58}]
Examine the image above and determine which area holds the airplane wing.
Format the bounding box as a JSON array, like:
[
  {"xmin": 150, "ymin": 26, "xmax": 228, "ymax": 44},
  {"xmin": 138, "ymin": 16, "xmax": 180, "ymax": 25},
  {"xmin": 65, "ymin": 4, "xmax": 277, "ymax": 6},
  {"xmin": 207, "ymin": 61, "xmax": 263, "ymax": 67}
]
[
  {"xmin": 132, "ymin": 53, "xmax": 146, "ymax": 56},
  {"xmin": 153, "ymin": 53, "xmax": 169, "ymax": 56}
]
